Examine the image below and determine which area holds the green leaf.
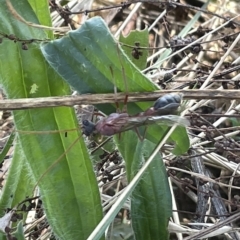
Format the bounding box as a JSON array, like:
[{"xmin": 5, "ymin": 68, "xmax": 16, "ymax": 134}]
[
  {"xmin": 146, "ymin": 125, "xmax": 190, "ymax": 155},
  {"xmin": 0, "ymin": 141, "xmax": 34, "ymax": 216},
  {"xmin": 28, "ymin": 0, "xmax": 53, "ymax": 38},
  {"xmin": 13, "ymin": 221, "xmax": 25, "ymax": 240},
  {"xmin": 0, "ymin": 1, "xmax": 103, "ymax": 239},
  {"xmin": 120, "ymin": 29, "xmax": 149, "ymax": 70},
  {"xmin": 116, "ymin": 131, "xmax": 171, "ymax": 240}
]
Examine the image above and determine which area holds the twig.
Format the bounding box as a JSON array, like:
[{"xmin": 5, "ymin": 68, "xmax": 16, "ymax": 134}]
[{"xmin": 1, "ymin": 90, "xmax": 240, "ymax": 110}]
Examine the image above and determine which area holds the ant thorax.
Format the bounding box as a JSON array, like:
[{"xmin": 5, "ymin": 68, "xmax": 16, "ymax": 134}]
[{"xmin": 95, "ymin": 112, "xmax": 129, "ymax": 136}]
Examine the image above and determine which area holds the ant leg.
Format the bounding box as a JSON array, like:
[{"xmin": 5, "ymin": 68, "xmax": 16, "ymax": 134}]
[
  {"xmin": 121, "ymin": 65, "xmax": 129, "ymax": 113},
  {"xmin": 142, "ymin": 126, "xmax": 147, "ymax": 140},
  {"xmin": 110, "ymin": 66, "xmax": 120, "ymax": 113},
  {"xmin": 116, "ymin": 44, "xmax": 129, "ymax": 113},
  {"xmin": 118, "ymin": 132, "xmax": 122, "ymax": 141},
  {"xmin": 162, "ymin": 16, "xmax": 170, "ymax": 38},
  {"xmin": 134, "ymin": 127, "xmax": 144, "ymax": 141}
]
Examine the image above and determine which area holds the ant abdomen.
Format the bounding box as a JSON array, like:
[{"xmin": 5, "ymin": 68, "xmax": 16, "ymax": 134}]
[{"xmin": 153, "ymin": 94, "xmax": 182, "ymax": 115}]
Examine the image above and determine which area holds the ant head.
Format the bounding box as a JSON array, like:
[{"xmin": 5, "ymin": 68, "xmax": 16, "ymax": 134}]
[{"xmin": 82, "ymin": 120, "xmax": 96, "ymax": 136}]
